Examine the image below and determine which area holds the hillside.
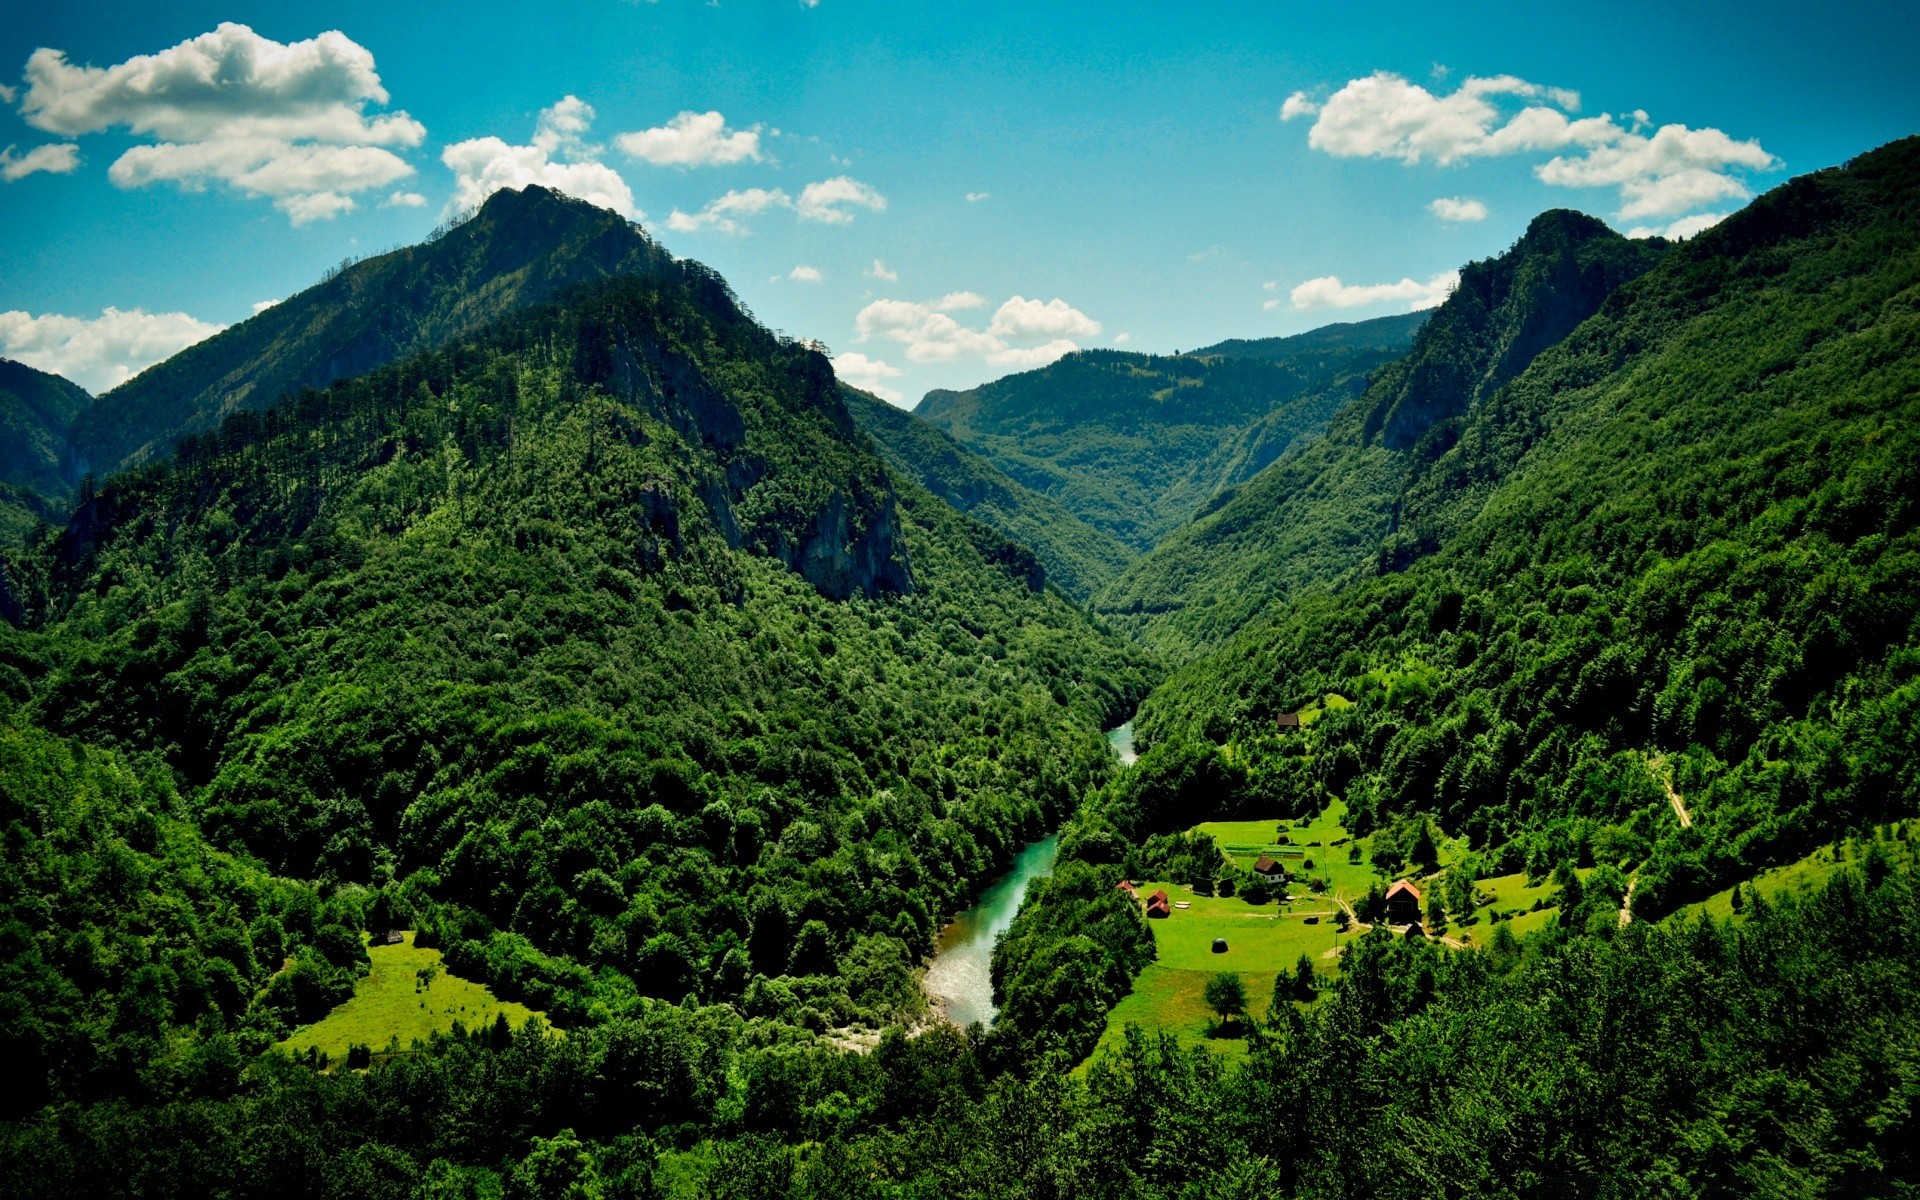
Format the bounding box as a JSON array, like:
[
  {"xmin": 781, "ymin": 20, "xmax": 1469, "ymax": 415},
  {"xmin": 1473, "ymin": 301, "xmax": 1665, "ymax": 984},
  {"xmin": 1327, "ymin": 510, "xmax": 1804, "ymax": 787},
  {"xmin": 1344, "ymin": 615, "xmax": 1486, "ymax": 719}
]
[
  {"xmin": 913, "ymin": 312, "xmax": 1423, "ymax": 551},
  {"xmin": 67, "ymin": 185, "xmax": 675, "ymax": 478},
  {"xmin": 0, "ymin": 192, "xmax": 1151, "ymax": 1116},
  {"xmin": 841, "ymin": 383, "xmax": 1135, "ymax": 599},
  {"xmin": 0, "ymin": 361, "xmax": 89, "ymax": 542},
  {"xmin": 1096, "ymin": 210, "xmax": 1671, "ymax": 658},
  {"xmin": 1131, "ymin": 136, "xmax": 1920, "ymax": 920}
]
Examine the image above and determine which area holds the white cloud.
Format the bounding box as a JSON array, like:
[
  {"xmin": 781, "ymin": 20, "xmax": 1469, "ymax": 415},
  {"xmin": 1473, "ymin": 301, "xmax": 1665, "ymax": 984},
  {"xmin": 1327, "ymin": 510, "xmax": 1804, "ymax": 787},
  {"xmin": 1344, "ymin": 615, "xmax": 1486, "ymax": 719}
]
[
  {"xmin": 855, "ymin": 292, "xmax": 1093, "ymax": 369},
  {"xmin": 0, "ymin": 143, "xmax": 80, "ymax": 181},
  {"xmin": 965, "ymin": 191, "xmax": 991, "ymax": 203},
  {"xmin": 385, "ymin": 190, "xmax": 426, "ymax": 207},
  {"xmin": 987, "ymin": 296, "xmax": 1101, "ymax": 340},
  {"xmin": 1113, "ymin": 331, "xmax": 1131, "ymax": 344},
  {"xmin": 867, "ymin": 259, "xmax": 899, "ymax": 282},
  {"xmin": 20, "ymin": 22, "xmax": 424, "ymax": 222},
  {"xmin": 0, "ymin": 85, "xmax": 14, "ymax": 105},
  {"xmin": 1626, "ymin": 211, "xmax": 1728, "ymax": 241},
  {"xmin": 1284, "ymin": 270, "xmax": 1460, "ymax": 312},
  {"xmin": 0, "ymin": 306, "xmax": 225, "ymax": 392},
  {"xmin": 666, "ymin": 186, "xmax": 791, "ymax": 234},
  {"xmin": 1261, "ymin": 280, "xmax": 1279, "ymax": 292},
  {"xmin": 789, "ymin": 265, "xmax": 823, "ymax": 282},
  {"xmin": 251, "ymin": 299, "xmax": 281, "ymax": 314},
  {"xmin": 615, "ymin": 110, "xmax": 761, "ymax": 167},
  {"xmin": 1280, "ymin": 92, "xmax": 1320, "ymax": 121},
  {"xmin": 1285, "ymin": 70, "xmax": 1776, "ymax": 224},
  {"xmin": 1428, "ymin": 196, "xmax": 1488, "ymax": 221},
  {"xmin": 832, "ymin": 351, "xmax": 903, "ymax": 402},
  {"xmin": 797, "ymin": 175, "xmax": 886, "ymax": 224},
  {"xmin": 442, "ymin": 97, "xmax": 638, "ymax": 219}
]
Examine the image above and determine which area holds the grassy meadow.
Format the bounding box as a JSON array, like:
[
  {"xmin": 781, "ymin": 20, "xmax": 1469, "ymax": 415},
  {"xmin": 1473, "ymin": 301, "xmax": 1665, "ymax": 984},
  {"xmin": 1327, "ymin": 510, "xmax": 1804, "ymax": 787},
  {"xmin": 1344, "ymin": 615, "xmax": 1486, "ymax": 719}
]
[{"xmin": 279, "ymin": 931, "xmax": 541, "ymax": 1062}]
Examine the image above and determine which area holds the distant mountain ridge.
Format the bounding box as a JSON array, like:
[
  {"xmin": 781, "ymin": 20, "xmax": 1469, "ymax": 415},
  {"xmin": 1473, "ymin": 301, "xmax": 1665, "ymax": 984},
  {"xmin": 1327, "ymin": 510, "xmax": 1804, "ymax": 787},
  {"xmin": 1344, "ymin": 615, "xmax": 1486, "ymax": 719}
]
[
  {"xmin": 912, "ymin": 312, "xmax": 1425, "ymax": 552},
  {"xmin": 841, "ymin": 384, "xmax": 1136, "ymax": 600},
  {"xmin": 68, "ymin": 186, "xmax": 674, "ymax": 479},
  {"xmin": 1095, "ymin": 209, "xmax": 1671, "ymax": 657},
  {"xmin": 0, "ymin": 359, "xmax": 90, "ymax": 540}
]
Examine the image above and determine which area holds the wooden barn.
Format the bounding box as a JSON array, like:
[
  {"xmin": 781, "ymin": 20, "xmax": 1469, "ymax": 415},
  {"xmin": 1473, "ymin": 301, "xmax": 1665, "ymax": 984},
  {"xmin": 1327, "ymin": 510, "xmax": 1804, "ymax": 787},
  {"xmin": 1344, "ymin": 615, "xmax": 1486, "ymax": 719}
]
[
  {"xmin": 1252, "ymin": 855, "xmax": 1287, "ymax": 878},
  {"xmin": 1274, "ymin": 713, "xmax": 1302, "ymax": 731},
  {"xmin": 1146, "ymin": 888, "xmax": 1171, "ymax": 919},
  {"xmin": 1385, "ymin": 880, "xmax": 1422, "ymax": 925}
]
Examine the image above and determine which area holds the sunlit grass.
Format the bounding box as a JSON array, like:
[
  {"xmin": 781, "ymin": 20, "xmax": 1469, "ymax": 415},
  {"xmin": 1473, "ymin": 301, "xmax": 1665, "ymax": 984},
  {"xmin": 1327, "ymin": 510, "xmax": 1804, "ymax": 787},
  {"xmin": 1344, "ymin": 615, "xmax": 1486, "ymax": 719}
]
[{"xmin": 279, "ymin": 931, "xmax": 541, "ymax": 1061}]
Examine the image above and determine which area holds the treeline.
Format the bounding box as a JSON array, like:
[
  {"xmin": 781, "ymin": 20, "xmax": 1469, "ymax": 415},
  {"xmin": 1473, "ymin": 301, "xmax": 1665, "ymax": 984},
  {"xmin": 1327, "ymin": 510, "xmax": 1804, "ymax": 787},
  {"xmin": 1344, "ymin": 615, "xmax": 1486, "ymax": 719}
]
[{"xmin": 9, "ymin": 837, "xmax": 1916, "ymax": 1198}]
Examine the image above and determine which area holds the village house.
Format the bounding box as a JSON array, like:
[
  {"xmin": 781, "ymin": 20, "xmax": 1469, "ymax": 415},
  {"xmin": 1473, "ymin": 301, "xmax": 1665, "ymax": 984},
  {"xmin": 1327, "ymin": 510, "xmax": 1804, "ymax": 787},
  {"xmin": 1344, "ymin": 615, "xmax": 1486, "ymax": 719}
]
[
  {"xmin": 1385, "ymin": 880, "xmax": 1422, "ymax": 926},
  {"xmin": 1252, "ymin": 854, "xmax": 1287, "ymax": 878},
  {"xmin": 1274, "ymin": 712, "xmax": 1302, "ymax": 731},
  {"xmin": 1146, "ymin": 888, "xmax": 1171, "ymax": 919}
]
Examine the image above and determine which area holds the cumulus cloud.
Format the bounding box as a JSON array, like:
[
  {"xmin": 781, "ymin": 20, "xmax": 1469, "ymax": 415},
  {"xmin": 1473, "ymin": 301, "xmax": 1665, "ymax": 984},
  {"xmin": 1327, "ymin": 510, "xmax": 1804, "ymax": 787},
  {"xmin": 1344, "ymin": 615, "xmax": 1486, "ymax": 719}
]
[
  {"xmin": 1284, "ymin": 70, "xmax": 1776, "ymax": 223},
  {"xmin": 666, "ymin": 186, "xmax": 791, "ymax": 234},
  {"xmin": 664, "ymin": 178, "xmax": 886, "ymax": 233},
  {"xmin": 988, "ymin": 296, "xmax": 1102, "ymax": 340},
  {"xmin": 0, "ymin": 306, "xmax": 225, "ymax": 392},
  {"xmin": 1, "ymin": 143, "xmax": 80, "ymax": 181},
  {"xmin": 1626, "ymin": 211, "xmax": 1728, "ymax": 241},
  {"xmin": 797, "ymin": 176, "xmax": 886, "ymax": 224},
  {"xmin": 251, "ymin": 299, "xmax": 281, "ymax": 314},
  {"xmin": 1429, "ymin": 196, "xmax": 1488, "ymax": 221},
  {"xmin": 789, "ymin": 265, "xmax": 823, "ymax": 282},
  {"xmin": 832, "ymin": 352, "xmax": 904, "ymax": 402},
  {"xmin": 1113, "ymin": 331, "xmax": 1131, "ymax": 344},
  {"xmin": 965, "ymin": 191, "xmax": 991, "ymax": 203},
  {"xmin": 20, "ymin": 22, "xmax": 424, "ymax": 222},
  {"xmin": 385, "ymin": 190, "xmax": 426, "ymax": 207},
  {"xmin": 442, "ymin": 96, "xmax": 638, "ymax": 219},
  {"xmin": 854, "ymin": 292, "xmax": 1095, "ymax": 369},
  {"xmin": 615, "ymin": 110, "xmax": 761, "ymax": 167},
  {"xmin": 1282, "ymin": 270, "xmax": 1460, "ymax": 312},
  {"xmin": 867, "ymin": 259, "xmax": 899, "ymax": 282}
]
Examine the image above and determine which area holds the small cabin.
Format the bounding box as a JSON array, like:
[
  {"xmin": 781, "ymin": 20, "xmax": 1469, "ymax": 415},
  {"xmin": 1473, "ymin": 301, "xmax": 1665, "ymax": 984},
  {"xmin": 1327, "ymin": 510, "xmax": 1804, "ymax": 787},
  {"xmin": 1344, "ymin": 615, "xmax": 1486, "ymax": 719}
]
[
  {"xmin": 1274, "ymin": 713, "xmax": 1302, "ymax": 731},
  {"xmin": 1385, "ymin": 880, "xmax": 1423, "ymax": 926},
  {"xmin": 1252, "ymin": 855, "xmax": 1286, "ymax": 878},
  {"xmin": 1116, "ymin": 879, "xmax": 1139, "ymax": 899},
  {"xmin": 1146, "ymin": 888, "xmax": 1171, "ymax": 919},
  {"xmin": 376, "ymin": 929, "xmax": 406, "ymax": 947}
]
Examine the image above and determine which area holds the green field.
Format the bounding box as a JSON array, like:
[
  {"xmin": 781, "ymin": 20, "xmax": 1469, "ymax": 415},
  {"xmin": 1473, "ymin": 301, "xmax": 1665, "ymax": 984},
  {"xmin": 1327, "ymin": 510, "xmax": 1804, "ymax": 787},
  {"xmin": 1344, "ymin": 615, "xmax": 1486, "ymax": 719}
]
[
  {"xmin": 1093, "ymin": 801, "xmax": 1578, "ymax": 1061},
  {"xmin": 1673, "ymin": 825, "xmax": 1917, "ymax": 923},
  {"xmin": 279, "ymin": 931, "xmax": 541, "ymax": 1062}
]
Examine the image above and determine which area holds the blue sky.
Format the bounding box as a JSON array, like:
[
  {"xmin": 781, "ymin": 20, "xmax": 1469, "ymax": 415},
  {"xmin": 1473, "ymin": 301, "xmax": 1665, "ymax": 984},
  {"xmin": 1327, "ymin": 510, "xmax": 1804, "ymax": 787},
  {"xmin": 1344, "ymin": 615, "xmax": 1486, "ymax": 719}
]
[{"xmin": 1, "ymin": 1, "xmax": 1915, "ymax": 403}]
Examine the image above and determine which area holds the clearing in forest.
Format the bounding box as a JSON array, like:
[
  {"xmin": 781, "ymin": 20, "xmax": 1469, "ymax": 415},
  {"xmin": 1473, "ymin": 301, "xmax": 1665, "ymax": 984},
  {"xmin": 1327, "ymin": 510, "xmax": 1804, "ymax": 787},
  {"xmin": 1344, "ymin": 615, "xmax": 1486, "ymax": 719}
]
[{"xmin": 279, "ymin": 931, "xmax": 542, "ymax": 1062}]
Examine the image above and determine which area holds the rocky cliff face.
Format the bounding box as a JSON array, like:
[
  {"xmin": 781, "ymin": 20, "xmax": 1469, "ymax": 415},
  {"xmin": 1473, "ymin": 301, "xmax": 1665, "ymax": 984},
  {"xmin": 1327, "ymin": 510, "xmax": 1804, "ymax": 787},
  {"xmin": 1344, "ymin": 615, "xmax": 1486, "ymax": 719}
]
[{"xmin": 1359, "ymin": 210, "xmax": 1670, "ymax": 453}]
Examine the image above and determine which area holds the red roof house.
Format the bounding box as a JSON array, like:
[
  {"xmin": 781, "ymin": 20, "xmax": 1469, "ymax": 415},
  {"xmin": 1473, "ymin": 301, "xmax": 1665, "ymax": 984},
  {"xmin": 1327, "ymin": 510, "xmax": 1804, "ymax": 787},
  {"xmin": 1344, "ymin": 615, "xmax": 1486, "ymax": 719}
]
[
  {"xmin": 1145, "ymin": 888, "xmax": 1171, "ymax": 919},
  {"xmin": 1385, "ymin": 880, "xmax": 1423, "ymax": 926}
]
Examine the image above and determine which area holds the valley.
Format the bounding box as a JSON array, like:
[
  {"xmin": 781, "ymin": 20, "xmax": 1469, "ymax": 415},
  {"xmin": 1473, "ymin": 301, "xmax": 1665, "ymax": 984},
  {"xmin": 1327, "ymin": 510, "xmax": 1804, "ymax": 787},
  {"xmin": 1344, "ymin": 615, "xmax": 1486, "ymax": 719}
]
[{"xmin": 2, "ymin": 125, "xmax": 1918, "ymax": 1199}]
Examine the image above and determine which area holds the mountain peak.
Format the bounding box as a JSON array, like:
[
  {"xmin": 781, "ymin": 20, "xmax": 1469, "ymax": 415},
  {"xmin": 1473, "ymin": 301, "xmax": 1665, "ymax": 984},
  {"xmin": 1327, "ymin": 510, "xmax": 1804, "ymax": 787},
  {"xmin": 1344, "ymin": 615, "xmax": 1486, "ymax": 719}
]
[{"xmin": 68, "ymin": 186, "xmax": 671, "ymax": 479}]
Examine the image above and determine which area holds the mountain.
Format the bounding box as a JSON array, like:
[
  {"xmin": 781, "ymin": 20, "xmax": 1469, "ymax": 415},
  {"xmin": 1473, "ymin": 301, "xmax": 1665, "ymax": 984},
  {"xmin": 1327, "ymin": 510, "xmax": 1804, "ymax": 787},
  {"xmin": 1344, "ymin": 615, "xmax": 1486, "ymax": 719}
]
[
  {"xmin": 67, "ymin": 185, "xmax": 675, "ymax": 479},
  {"xmin": 0, "ymin": 360, "xmax": 89, "ymax": 540},
  {"xmin": 912, "ymin": 311, "xmax": 1424, "ymax": 552},
  {"xmin": 841, "ymin": 383, "xmax": 1135, "ymax": 599},
  {"xmin": 1133, "ymin": 136, "xmax": 1920, "ymax": 919},
  {"xmin": 2, "ymin": 190, "xmax": 1150, "ymax": 1114},
  {"xmin": 1096, "ymin": 209, "xmax": 1671, "ymax": 658},
  {"xmin": 1188, "ymin": 310, "xmax": 1428, "ymax": 360}
]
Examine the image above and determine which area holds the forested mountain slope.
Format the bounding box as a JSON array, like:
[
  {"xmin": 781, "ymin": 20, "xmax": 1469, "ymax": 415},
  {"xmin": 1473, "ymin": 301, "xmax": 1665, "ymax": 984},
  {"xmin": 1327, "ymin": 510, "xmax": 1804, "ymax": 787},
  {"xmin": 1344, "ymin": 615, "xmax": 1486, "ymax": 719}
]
[
  {"xmin": 841, "ymin": 384, "xmax": 1135, "ymax": 599},
  {"xmin": 68, "ymin": 185, "xmax": 674, "ymax": 478},
  {"xmin": 1138, "ymin": 136, "xmax": 1920, "ymax": 919},
  {"xmin": 1097, "ymin": 210, "xmax": 1670, "ymax": 658},
  {"xmin": 0, "ymin": 194, "xmax": 1150, "ymax": 1115},
  {"xmin": 0, "ymin": 360, "xmax": 89, "ymax": 542},
  {"xmin": 913, "ymin": 313, "xmax": 1423, "ymax": 551}
]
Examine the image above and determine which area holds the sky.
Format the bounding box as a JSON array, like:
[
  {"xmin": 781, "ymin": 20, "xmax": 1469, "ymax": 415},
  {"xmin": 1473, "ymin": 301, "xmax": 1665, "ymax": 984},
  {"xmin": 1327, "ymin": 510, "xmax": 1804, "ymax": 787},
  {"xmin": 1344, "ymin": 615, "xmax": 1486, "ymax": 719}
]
[{"xmin": 1, "ymin": 2, "xmax": 1915, "ymax": 405}]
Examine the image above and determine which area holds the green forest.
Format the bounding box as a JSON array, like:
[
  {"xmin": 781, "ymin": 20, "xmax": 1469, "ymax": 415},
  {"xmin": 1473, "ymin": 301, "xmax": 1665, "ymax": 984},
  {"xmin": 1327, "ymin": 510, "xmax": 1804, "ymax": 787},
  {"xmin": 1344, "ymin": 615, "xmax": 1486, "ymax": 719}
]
[{"xmin": 1, "ymin": 125, "xmax": 1918, "ymax": 1198}]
